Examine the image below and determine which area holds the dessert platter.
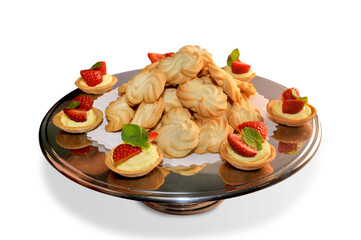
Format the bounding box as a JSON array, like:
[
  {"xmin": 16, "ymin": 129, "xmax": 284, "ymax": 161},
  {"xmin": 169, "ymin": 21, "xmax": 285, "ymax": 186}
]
[{"xmin": 39, "ymin": 46, "xmax": 322, "ymax": 215}]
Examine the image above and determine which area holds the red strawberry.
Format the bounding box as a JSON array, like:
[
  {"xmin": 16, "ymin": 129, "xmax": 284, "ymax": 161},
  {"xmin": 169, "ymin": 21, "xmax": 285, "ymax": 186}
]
[
  {"xmin": 70, "ymin": 146, "xmax": 90, "ymax": 155},
  {"xmin": 112, "ymin": 144, "xmax": 142, "ymax": 163},
  {"xmin": 165, "ymin": 52, "xmax": 175, "ymax": 57},
  {"xmin": 72, "ymin": 96, "xmax": 94, "ymax": 111},
  {"xmin": 63, "ymin": 108, "xmax": 87, "ymax": 122},
  {"xmin": 93, "ymin": 61, "xmax": 106, "ymax": 75},
  {"xmin": 281, "ymin": 88, "xmax": 299, "ymax": 101},
  {"xmin": 227, "ymin": 133, "xmax": 257, "ymax": 157},
  {"xmin": 148, "ymin": 132, "xmax": 158, "ymax": 142},
  {"xmin": 80, "ymin": 69, "xmax": 103, "ymax": 87},
  {"xmin": 148, "ymin": 53, "xmax": 165, "ymax": 63},
  {"xmin": 231, "ymin": 61, "xmax": 251, "ymax": 74},
  {"xmin": 278, "ymin": 142, "xmax": 300, "ymax": 154},
  {"xmin": 282, "ymin": 99, "xmax": 305, "ymax": 114},
  {"xmin": 237, "ymin": 121, "xmax": 267, "ymax": 141}
]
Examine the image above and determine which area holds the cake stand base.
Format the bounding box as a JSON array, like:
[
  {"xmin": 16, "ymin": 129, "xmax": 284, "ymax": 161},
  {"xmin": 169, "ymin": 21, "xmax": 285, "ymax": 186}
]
[{"xmin": 142, "ymin": 200, "xmax": 223, "ymax": 215}]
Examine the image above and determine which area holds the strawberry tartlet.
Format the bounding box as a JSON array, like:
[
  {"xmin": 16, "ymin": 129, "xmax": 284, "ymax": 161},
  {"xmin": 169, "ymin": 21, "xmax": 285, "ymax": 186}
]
[
  {"xmin": 52, "ymin": 96, "xmax": 103, "ymax": 133},
  {"xmin": 267, "ymin": 88, "xmax": 317, "ymax": 127},
  {"xmin": 75, "ymin": 61, "xmax": 118, "ymax": 94},
  {"xmin": 222, "ymin": 48, "xmax": 256, "ymax": 82},
  {"xmin": 220, "ymin": 121, "xmax": 276, "ymax": 171},
  {"xmin": 105, "ymin": 124, "xmax": 163, "ymax": 178}
]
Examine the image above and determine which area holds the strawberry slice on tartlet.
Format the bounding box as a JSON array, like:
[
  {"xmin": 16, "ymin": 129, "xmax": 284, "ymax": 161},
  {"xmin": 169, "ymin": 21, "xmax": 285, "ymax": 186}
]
[
  {"xmin": 75, "ymin": 61, "xmax": 117, "ymax": 94},
  {"xmin": 105, "ymin": 124, "xmax": 162, "ymax": 178},
  {"xmin": 220, "ymin": 121, "xmax": 276, "ymax": 171}
]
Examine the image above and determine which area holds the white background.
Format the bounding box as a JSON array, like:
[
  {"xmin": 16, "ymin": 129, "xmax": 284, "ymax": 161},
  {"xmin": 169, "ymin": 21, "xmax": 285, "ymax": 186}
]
[{"xmin": 1, "ymin": 0, "xmax": 360, "ymax": 239}]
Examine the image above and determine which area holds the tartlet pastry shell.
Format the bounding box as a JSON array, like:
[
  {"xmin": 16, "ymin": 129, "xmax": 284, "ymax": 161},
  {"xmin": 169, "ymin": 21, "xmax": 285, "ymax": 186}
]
[
  {"xmin": 52, "ymin": 107, "xmax": 103, "ymax": 133},
  {"xmin": 105, "ymin": 145, "xmax": 163, "ymax": 178},
  {"xmin": 267, "ymin": 100, "xmax": 317, "ymax": 127},
  {"xmin": 219, "ymin": 139, "xmax": 276, "ymax": 171},
  {"xmin": 75, "ymin": 76, "xmax": 118, "ymax": 94},
  {"xmin": 55, "ymin": 131, "xmax": 92, "ymax": 149}
]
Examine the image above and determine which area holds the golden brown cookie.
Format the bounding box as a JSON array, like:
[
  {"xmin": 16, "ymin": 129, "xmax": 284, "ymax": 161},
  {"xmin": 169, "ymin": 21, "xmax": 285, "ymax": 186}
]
[
  {"xmin": 194, "ymin": 117, "xmax": 234, "ymax": 154},
  {"xmin": 162, "ymin": 88, "xmax": 183, "ymax": 112},
  {"xmin": 177, "ymin": 78, "xmax": 227, "ymax": 118},
  {"xmin": 227, "ymin": 99, "xmax": 263, "ymax": 131},
  {"xmin": 154, "ymin": 107, "xmax": 199, "ymax": 158},
  {"xmin": 125, "ymin": 68, "xmax": 166, "ymax": 106},
  {"xmin": 156, "ymin": 51, "xmax": 203, "ymax": 85},
  {"xmin": 130, "ymin": 97, "xmax": 165, "ymax": 130},
  {"xmin": 207, "ymin": 62, "xmax": 243, "ymax": 102},
  {"xmin": 105, "ymin": 95, "xmax": 135, "ymax": 132}
]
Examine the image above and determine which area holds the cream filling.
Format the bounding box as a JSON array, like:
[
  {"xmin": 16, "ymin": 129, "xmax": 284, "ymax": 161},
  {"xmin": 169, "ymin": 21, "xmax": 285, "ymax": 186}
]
[
  {"xmin": 114, "ymin": 144, "xmax": 159, "ymax": 171},
  {"xmin": 226, "ymin": 141, "xmax": 271, "ymax": 163},
  {"xmin": 78, "ymin": 74, "xmax": 113, "ymax": 87},
  {"xmin": 271, "ymin": 100, "xmax": 312, "ymax": 120},
  {"xmin": 223, "ymin": 65, "xmax": 253, "ymax": 78},
  {"xmin": 60, "ymin": 109, "xmax": 96, "ymax": 127}
]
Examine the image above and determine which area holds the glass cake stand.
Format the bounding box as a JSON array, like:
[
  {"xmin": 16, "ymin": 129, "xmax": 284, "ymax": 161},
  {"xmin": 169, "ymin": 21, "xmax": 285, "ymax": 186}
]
[{"xmin": 39, "ymin": 70, "xmax": 322, "ymax": 215}]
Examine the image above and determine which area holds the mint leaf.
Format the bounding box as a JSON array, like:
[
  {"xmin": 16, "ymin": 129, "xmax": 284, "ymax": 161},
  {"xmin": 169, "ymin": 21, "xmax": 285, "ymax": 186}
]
[
  {"xmin": 121, "ymin": 124, "xmax": 150, "ymax": 149},
  {"xmin": 227, "ymin": 48, "xmax": 240, "ymax": 67},
  {"xmin": 90, "ymin": 62, "xmax": 102, "ymax": 69},
  {"xmin": 291, "ymin": 89, "xmax": 299, "ymax": 98},
  {"xmin": 297, "ymin": 96, "xmax": 308, "ymax": 105},
  {"xmin": 66, "ymin": 101, "xmax": 80, "ymax": 109},
  {"xmin": 241, "ymin": 127, "xmax": 264, "ymax": 151}
]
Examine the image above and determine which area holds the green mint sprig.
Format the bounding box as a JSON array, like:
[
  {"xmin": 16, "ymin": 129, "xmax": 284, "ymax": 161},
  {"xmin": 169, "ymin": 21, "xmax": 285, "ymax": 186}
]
[
  {"xmin": 90, "ymin": 62, "xmax": 102, "ymax": 69},
  {"xmin": 292, "ymin": 89, "xmax": 308, "ymax": 105},
  {"xmin": 241, "ymin": 127, "xmax": 264, "ymax": 151},
  {"xmin": 66, "ymin": 101, "xmax": 80, "ymax": 109},
  {"xmin": 227, "ymin": 48, "xmax": 240, "ymax": 67},
  {"xmin": 121, "ymin": 124, "xmax": 150, "ymax": 149}
]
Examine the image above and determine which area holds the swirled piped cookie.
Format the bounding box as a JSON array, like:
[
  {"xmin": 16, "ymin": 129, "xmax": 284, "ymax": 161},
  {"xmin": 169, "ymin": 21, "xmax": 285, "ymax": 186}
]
[
  {"xmin": 227, "ymin": 99, "xmax": 263, "ymax": 131},
  {"xmin": 154, "ymin": 107, "xmax": 199, "ymax": 158},
  {"xmin": 105, "ymin": 95, "xmax": 134, "ymax": 132},
  {"xmin": 177, "ymin": 77, "xmax": 227, "ymax": 118},
  {"xmin": 156, "ymin": 51, "xmax": 203, "ymax": 85},
  {"xmin": 130, "ymin": 97, "xmax": 165, "ymax": 130},
  {"xmin": 125, "ymin": 68, "xmax": 166, "ymax": 106},
  {"xmin": 178, "ymin": 45, "xmax": 213, "ymax": 65},
  {"xmin": 194, "ymin": 117, "xmax": 234, "ymax": 154},
  {"xmin": 207, "ymin": 62, "xmax": 243, "ymax": 102},
  {"xmin": 162, "ymin": 88, "xmax": 183, "ymax": 112}
]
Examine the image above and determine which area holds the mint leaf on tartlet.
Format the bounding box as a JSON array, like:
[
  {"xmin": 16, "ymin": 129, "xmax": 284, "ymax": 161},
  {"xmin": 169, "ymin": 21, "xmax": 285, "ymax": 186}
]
[
  {"xmin": 227, "ymin": 48, "xmax": 240, "ymax": 67},
  {"xmin": 121, "ymin": 124, "xmax": 150, "ymax": 149},
  {"xmin": 241, "ymin": 127, "xmax": 264, "ymax": 151},
  {"xmin": 66, "ymin": 101, "xmax": 80, "ymax": 109},
  {"xmin": 292, "ymin": 89, "xmax": 308, "ymax": 105},
  {"xmin": 90, "ymin": 62, "xmax": 102, "ymax": 70}
]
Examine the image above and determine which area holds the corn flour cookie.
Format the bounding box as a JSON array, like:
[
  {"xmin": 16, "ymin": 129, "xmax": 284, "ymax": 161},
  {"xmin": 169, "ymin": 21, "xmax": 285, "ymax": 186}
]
[
  {"xmin": 125, "ymin": 68, "xmax": 166, "ymax": 106},
  {"xmin": 194, "ymin": 117, "xmax": 234, "ymax": 154},
  {"xmin": 177, "ymin": 77, "xmax": 227, "ymax": 118},
  {"xmin": 130, "ymin": 97, "xmax": 165, "ymax": 130},
  {"xmin": 227, "ymin": 99, "xmax": 263, "ymax": 131},
  {"xmin": 162, "ymin": 88, "xmax": 183, "ymax": 112},
  {"xmin": 207, "ymin": 62, "xmax": 243, "ymax": 102},
  {"xmin": 154, "ymin": 107, "xmax": 199, "ymax": 158},
  {"xmin": 105, "ymin": 95, "xmax": 134, "ymax": 132},
  {"xmin": 156, "ymin": 51, "xmax": 203, "ymax": 85}
]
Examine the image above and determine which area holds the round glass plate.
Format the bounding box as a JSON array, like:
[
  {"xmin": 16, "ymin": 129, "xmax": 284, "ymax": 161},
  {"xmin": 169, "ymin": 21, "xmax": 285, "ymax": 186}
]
[{"xmin": 39, "ymin": 70, "xmax": 321, "ymax": 214}]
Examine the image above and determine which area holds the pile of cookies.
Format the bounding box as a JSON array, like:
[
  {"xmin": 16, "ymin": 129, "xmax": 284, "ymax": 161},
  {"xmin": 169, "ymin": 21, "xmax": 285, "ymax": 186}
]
[{"xmin": 105, "ymin": 45, "xmax": 263, "ymax": 159}]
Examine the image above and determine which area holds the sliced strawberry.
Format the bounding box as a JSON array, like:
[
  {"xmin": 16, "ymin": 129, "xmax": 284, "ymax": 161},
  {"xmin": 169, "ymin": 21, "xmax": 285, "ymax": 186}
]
[
  {"xmin": 80, "ymin": 69, "xmax": 103, "ymax": 87},
  {"xmin": 231, "ymin": 61, "xmax": 251, "ymax": 74},
  {"xmin": 237, "ymin": 121, "xmax": 267, "ymax": 140},
  {"xmin": 165, "ymin": 52, "xmax": 175, "ymax": 57},
  {"xmin": 281, "ymin": 88, "xmax": 299, "ymax": 101},
  {"xmin": 63, "ymin": 108, "xmax": 87, "ymax": 122},
  {"xmin": 278, "ymin": 142, "xmax": 300, "ymax": 154},
  {"xmin": 70, "ymin": 146, "xmax": 90, "ymax": 155},
  {"xmin": 282, "ymin": 99, "xmax": 305, "ymax": 114},
  {"xmin": 148, "ymin": 53, "xmax": 165, "ymax": 63},
  {"xmin": 112, "ymin": 144, "xmax": 142, "ymax": 163},
  {"xmin": 93, "ymin": 61, "xmax": 106, "ymax": 75},
  {"xmin": 72, "ymin": 96, "xmax": 94, "ymax": 111},
  {"xmin": 227, "ymin": 133, "xmax": 257, "ymax": 157},
  {"xmin": 148, "ymin": 132, "xmax": 158, "ymax": 143}
]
